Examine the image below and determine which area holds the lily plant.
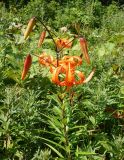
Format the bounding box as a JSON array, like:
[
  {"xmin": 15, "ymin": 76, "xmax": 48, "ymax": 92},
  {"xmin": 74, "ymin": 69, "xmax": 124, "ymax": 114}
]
[{"xmin": 21, "ymin": 17, "xmax": 96, "ymax": 159}]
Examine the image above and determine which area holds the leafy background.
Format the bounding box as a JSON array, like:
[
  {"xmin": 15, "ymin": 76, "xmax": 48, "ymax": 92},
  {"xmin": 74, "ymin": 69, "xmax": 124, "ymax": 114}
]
[{"xmin": 0, "ymin": 0, "xmax": 124, "ymax": 159}]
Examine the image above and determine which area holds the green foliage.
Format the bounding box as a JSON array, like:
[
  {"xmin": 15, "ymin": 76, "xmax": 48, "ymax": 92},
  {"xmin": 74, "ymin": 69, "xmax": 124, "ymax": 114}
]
[
  {"xmin": 18, "ymin": 0, "xmax": 59, "ymax": 24},
  {"xmin": 0, "ymin": 1, "xmax": 124, "ymax": 159}
]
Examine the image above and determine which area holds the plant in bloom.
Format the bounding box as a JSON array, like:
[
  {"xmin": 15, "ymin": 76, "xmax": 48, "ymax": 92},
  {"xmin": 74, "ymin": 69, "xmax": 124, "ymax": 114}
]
[
  {"xmin": 22, "ymin": 17, "xmax": 95, "ymax": 90},
  {"xmin": 39, "ymin": 52, "xmax": 54, "ymax": 67},
  {"xmin": 38, "ymin": 54, "xmax": 95, "ymax": 90},
  {"xmin": 55, "ymin": 38, "xmax": 72, "ymax": 50}
]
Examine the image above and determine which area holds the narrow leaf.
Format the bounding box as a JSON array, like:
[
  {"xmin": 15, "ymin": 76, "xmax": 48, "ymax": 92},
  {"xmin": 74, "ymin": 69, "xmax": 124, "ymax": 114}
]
[
  {"xmin": 35, "ymin": 137, "xmax": 66, "ymax": 151},
  {"xmin": 77, "ymin": 151, "xmax": 96, "ymax": 155},
  {"xmin": 45, "ymin": 143, "xmax": 64, "ymax": 158}
]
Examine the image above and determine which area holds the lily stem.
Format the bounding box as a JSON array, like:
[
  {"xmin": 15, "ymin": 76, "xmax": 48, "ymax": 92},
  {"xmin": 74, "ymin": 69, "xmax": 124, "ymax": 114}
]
[
  {"xmin": 61, "ymin": 94, "xmax": 72, "ymax": 160},
  {"xmin": 36, "ymin": 17, "xmax": 57, "ymax": 52}
]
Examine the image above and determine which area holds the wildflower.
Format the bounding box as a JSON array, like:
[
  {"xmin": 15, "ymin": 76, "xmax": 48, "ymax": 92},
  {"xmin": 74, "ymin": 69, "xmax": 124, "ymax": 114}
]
[
  {"xmin": 38, "ymin": 31, "xmax": 46, "ymax": 48},
  {"xmin": 21, "ymin": 54, "xmax": 32, "ymax": 80},
  {"xmin": 51, "ymin": 64, "xmax": 94, "ymax": 88},
  {"xmin": 38, "ymin": 53, "xmax": 54, "ymax": 66},
  {"xmin": 22, "ymin": 18, "xmax": 95, "ymax": 88},
  {"xmin": 50, "ymin": 56, "xmax": 82, "ymax": 73},
  {"xmin": 24, "ymin": 17, "xmax": 36, "ymax": 40},
  {"xmin": 62, "ymin": 56, "xmax": 82, "ymax": 66},
  {"xmin": 56, "ymin": 38, "xmax": 72, "ymax": 50},
  {"xmin": 51, "ymin": 55, "xmax": 95, "ymax": 88}
]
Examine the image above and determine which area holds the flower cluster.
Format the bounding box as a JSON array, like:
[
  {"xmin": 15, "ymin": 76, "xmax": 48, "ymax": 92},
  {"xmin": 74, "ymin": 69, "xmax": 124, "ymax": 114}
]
[
  {"xmin": 21, "ymin": 17, "xmax": 95, "ymax": 90},
  {"xmin": 38, "ymin": 53, "xmax": 95, "ymax": 89}
]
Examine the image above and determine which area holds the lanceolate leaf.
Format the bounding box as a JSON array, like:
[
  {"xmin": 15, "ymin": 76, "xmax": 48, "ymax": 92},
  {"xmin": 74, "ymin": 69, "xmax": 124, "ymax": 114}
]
[
  {"xmin": 45, "ymin": 143, "xmax": 64, "ymax": 158},
  {"xmin": 76, "ymin": 151, "xmax": 96, "ymax": 155},
  {"xmin": 35, "ymin": 137, "xmax": 66, "ymax": 151}
]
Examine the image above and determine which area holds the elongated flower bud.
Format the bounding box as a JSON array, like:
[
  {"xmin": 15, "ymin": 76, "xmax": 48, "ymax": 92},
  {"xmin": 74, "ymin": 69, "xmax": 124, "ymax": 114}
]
[
  {"xmin": 38, "ymin": 31, "xmax": 46, "ymax": 48},
  {"xmin": 21, "ymin": 54, "xmax": 32, "ymax": 80},
  {"xmin": 24, "ymin": 17, "xmax": 36, "ymax": 40},
  {"xmin": 79, "ymin": 37, "xmax": 90, "ymax": 64}
]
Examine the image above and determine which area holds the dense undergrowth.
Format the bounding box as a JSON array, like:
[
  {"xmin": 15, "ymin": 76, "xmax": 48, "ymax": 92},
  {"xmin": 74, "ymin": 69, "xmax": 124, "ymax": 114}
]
[{"xmin": 0, "ymin": 0, "xmax": 124, "ymax": 159}]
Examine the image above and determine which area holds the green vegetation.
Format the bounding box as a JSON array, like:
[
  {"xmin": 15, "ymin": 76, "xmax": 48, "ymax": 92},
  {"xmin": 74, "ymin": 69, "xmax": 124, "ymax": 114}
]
[{"xmin": 0, "ymin": 0, "xmax": 124, "ymax": 159}]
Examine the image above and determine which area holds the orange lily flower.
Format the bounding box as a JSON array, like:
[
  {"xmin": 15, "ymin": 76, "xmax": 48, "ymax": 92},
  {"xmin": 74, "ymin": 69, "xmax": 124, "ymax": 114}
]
[
  {"xmin": 51, "ymin": 55, "xmax": 95, "ymax": 88},
  {"xmin": 49, "ymin": 56, "xmax": 82, "ymax": 73},
  {"xmin": 22, "ymin": 17, "xmax": 95, "ymax": 88},
  {"xmin": 51, "ymin": 64, "xmax": 95, "ymax": 88},
  {"xmin": 62, "ymin": 56, "xmax": 82, "ymax": 66},
  {"xmin": 38, "ymin": 53, "xmax": 54, "ymax": 66},
  {"xmin": 56, "ymin": 38, "xmax": 72, "ymax": 50},
  {"xmin": 21, "ymin": 54, "xmax": 32, "ymax": 80},
  {"xmin": 37, "ymin": 53, "xmax": 95, "ymax": 89}
]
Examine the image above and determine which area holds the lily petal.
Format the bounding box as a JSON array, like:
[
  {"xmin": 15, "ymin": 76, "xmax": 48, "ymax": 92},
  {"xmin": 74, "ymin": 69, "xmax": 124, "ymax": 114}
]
[
  {"xmin": 52, "ymin": 66, "xmax": 66, "ymax": 86},
  {"xmin": 56, "ymin": 38, "xmax": 72, "ymax": 50},
  {"xmin": 65, "ymin": 63, "xmax": 75, "ymax": 86},
  {"xmin": 83, "ymin": 68, "xmax": 95, "ymax": 83},
  {"xmin": 39, "ymin": 53, "xmax": 54, "ymax": 66},
  {"xmin": 74, "ymin": 71, "xmax": 85, "ymax": 85}
]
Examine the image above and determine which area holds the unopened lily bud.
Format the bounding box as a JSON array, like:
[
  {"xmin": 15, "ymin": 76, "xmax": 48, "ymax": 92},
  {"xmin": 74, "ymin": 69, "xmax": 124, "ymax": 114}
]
[
  {"xmin": 24, "ymin": 17, "xmax": 36, "ymax": 40},
  {"xmin": 79, "ymin": 37, "xmax": 90, "ymax": 64},
  {"xmin": 21, "ymin": 54, "xmax": 32, "ymax": 80},
  {"xmin": 38, "ymin": 31, "xmax": 46, "ymax": 48}
]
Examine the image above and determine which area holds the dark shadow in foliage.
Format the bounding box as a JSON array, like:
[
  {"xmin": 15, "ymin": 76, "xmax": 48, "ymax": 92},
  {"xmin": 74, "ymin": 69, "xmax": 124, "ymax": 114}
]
[
  {"xmin": 23, "ymin": 74, "xmax": 58, "ymax": 110},
  {"xmin": 1, "ymin": 0, "xmax": 30, "ymax": 9},
  {"xmin": 100, "ymin": 0, "xmax": 124, "ymax": 6},
  {"xmin": 24, "ymin": 74, "xmax": 57, "ymax": 95}
]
